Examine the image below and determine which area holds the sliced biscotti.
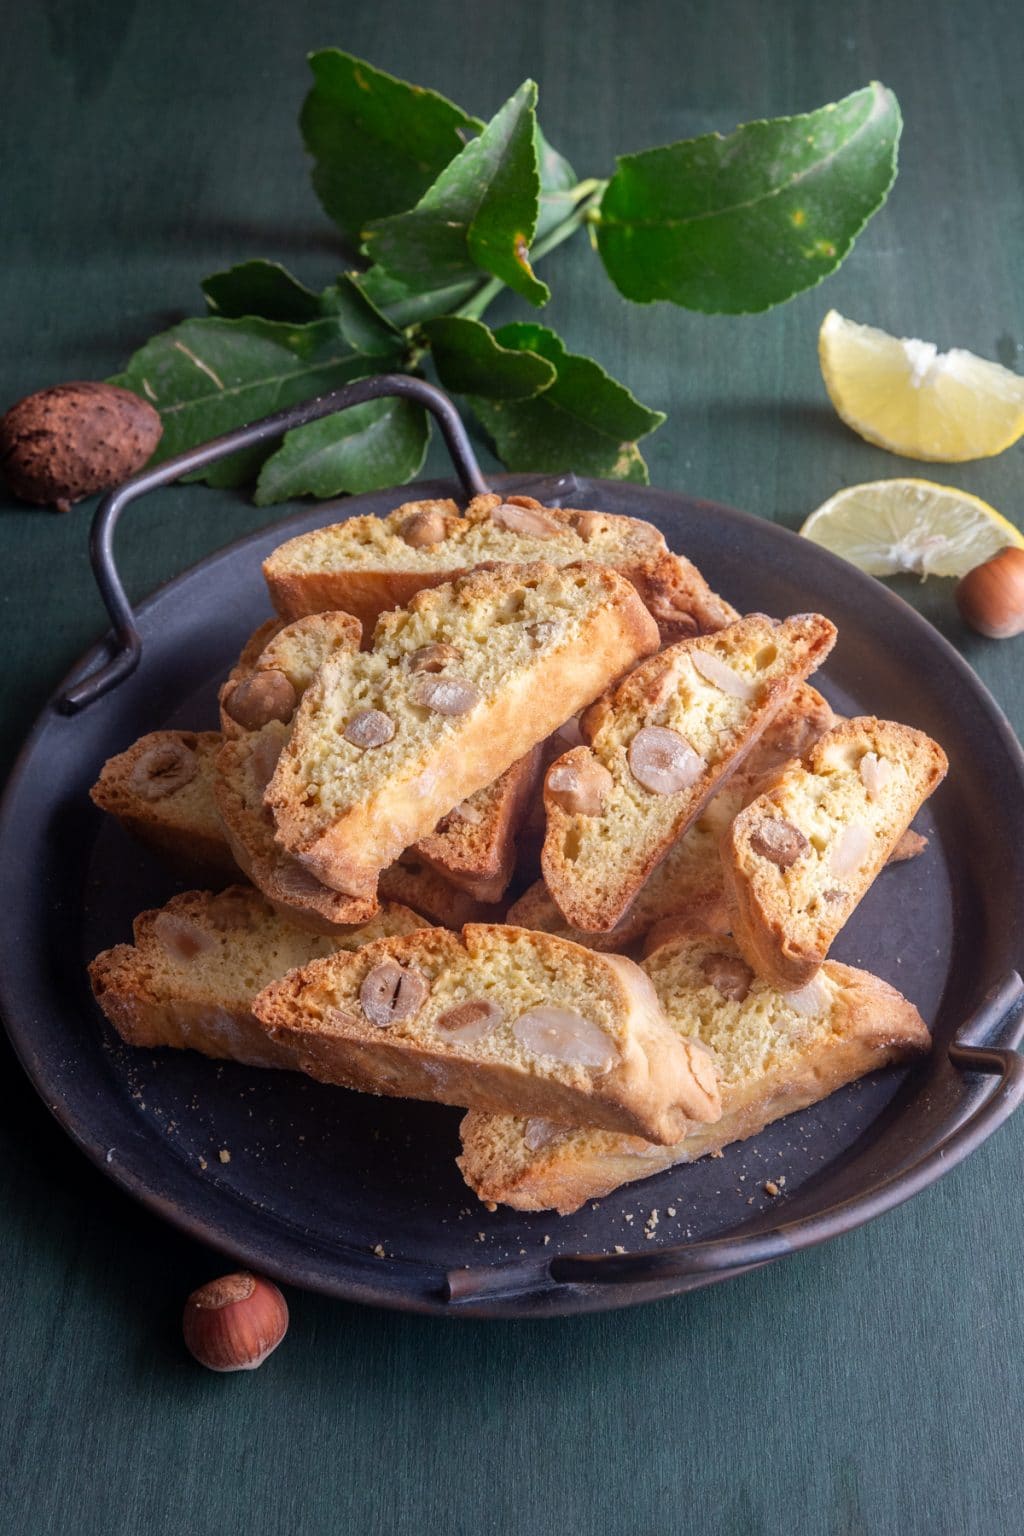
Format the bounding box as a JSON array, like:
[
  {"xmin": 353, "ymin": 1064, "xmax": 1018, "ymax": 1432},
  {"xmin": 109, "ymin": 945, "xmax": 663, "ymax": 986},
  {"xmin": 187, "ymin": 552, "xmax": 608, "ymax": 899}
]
[
  {"xmin": 512, "ymin": 686, "xmax": 837, "ymax": 950},
  {"xmin": 219, "ymin": 611, "xmax": 361, "ymax": 738},
  {"xmin": 88, "ymin": 887, "xmax": 428, "ymax": 1070},
  {"xmin": 724, "ymin": 716, "xmax": 947, "ymax": 989},
  {"xmin": 90, "ymin": 731, "xmax": 237, "ymax": 876},
  {"xmin": 541, "ymin": 613, "xmax": 837, "ymax": 933},
  {"xmin": 252, "ymin": 925, "xmax": 721, "ymax": 1145},
  {"xmin": 457, "ymin": 932, "xmax": 930, "ymax": 1213},
  {"xmin": 220, "ymin": 609, "xmax": 544, "ymax": 900},
  {"xmin": 414, "ymin": 746, "xmax": 543, "ymax": 902},
  {"xmin": 380, "ymin": 856, "xmax": 505, "ymax": 927},
  {"xmin": 266, "ymin": 561, "xmax": 660, "ymax": 899},
  {"xmin": 262, "ymin": 491, "xmax": 737, "ymax": 643},
  {"xmin": 214, "ymin": 724, "xmax": 382, "ymax": 931}
]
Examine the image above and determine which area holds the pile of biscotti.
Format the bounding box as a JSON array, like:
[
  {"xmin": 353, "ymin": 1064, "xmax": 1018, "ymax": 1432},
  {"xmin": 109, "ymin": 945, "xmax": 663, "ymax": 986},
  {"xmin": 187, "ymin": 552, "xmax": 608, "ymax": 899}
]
[{"xmin": 89, "ymin": 492, "xmax": 946, "ymax": 1216}]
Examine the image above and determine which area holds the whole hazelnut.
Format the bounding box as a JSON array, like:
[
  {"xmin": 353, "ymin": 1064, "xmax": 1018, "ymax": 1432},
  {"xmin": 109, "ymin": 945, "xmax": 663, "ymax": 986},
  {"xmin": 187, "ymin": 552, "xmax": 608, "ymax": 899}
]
[
  {"xmin": 182, "ymin": 1271, "xmax": 288, "ymax": 1372},
  {"xmin": 955, "ymin": 547, "xmax": 1024, "ymax": 639},
  {"xmin": 0, "ymin": 381, "xmax": 163, "ymax": 511}
]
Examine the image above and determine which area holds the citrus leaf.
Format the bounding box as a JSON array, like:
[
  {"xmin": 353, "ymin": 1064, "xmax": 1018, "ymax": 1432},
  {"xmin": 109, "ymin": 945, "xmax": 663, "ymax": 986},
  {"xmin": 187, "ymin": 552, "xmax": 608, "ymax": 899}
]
[
  {"xmin": 535, "ymin": 124, "xmax": 579, "ymax": 242},
  {"xmin": 110, "ymin": 316, "xmax": 400, "ymax": 487},
  {"xmin": 322, "ymin": 274, "xmax": 404, "ymax": 351},
  {"xmin": 202, "ymin": 260, "xmax": 324, "ymax": 322},
  {"xmin": 466, "ymin": 323, "xmax": 664, "ymax": 482},
  {"xmin": 354, "ymin": 266, "xmax": 481, "ymax": 329},
  {"xmin": 363, "ymin": 81, "xmax": 549, "ymax": 307},
  {"xmin": 423, "ymin": 316, "xmax": 555, "ymax": 399},
  {"xmin": 254, "ymin": 395, "xmax": 429, "ymax": 504},
  {"xmin": 596, "ymin": 82, "xmax": 901, "ymax": 314},
  {"xmin": 301, "ymin": 49, "xmax": 481, "ymax": 241}
]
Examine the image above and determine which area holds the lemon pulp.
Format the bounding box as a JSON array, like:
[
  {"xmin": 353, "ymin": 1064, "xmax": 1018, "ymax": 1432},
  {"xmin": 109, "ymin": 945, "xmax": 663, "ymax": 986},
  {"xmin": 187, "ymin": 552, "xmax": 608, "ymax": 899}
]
[{"xmin": 818, "ymin": 310, "xmax": 1024, "ymax": 462}]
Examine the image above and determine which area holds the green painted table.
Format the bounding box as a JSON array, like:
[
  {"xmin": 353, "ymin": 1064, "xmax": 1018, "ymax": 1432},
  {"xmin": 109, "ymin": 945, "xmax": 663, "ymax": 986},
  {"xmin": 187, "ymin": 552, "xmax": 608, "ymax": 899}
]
[{"xmin": 3, "ymin": 3, "xmax": 1023, "ymax": 1532}]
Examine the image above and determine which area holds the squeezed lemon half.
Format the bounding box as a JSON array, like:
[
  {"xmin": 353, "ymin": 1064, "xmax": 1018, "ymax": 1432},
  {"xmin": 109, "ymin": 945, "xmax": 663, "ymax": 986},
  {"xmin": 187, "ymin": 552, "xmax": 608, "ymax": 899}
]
[{"xmin": 799, "ymin": 478, "xmax": 1024, "ymax": 579}]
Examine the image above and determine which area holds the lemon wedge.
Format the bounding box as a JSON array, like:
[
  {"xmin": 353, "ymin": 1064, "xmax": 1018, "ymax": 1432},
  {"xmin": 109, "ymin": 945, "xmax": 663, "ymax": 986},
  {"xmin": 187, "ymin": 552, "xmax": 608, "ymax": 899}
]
[
  {"xmin": 799, "ymin": 478, "xmax": 1024, "ymax": 578},
  {"xmin": 818, "ymin": 310, "xmax": 1024, "ymax": 461}
]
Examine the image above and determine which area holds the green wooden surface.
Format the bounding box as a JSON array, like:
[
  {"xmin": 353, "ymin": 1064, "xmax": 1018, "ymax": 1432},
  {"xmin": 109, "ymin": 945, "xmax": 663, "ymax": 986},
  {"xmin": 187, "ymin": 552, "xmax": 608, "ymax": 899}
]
[{"xmin": 2, "ymin": 4, "xmax": 1023, "ymax": 1533}]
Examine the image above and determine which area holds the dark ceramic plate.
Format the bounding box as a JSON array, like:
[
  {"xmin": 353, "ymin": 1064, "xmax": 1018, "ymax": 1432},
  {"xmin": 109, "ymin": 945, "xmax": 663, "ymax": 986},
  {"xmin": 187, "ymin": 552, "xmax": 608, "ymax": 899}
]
[{"xmin": 2, "ymin": 382, "xmax": 1023, "ymax": 1318}]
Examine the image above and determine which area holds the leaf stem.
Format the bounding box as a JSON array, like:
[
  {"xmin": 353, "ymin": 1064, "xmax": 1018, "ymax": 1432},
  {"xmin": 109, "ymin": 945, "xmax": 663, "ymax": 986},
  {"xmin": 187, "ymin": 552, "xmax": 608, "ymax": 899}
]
[{"xmin": 451, "ymin": 180, "xmax": 607, "ymax": 323}]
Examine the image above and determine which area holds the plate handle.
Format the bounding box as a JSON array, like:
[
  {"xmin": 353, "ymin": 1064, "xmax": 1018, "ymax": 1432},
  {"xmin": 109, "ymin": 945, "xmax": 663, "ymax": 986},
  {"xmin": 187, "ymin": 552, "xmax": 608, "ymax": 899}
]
[
  {"xmin": 58, "ymin": 375, "xmax": 489, "ymax": 713},
  {"xmin": 445, "ymin": 970, "xmax": 1024, "ymax": 1304}
]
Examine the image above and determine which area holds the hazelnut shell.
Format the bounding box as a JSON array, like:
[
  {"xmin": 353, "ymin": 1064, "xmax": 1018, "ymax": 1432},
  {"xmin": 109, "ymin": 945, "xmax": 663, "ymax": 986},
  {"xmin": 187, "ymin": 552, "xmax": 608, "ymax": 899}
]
[
  {"xmin": 0, "ymin": 381, "xmax": 163, "ymax": 512},
  {"xmin": 955, "ymin": 547, "xmax": 1024, "ymax": 639},
  {"xmin": 182, "ymin": 1271, "xmax": 289, "ymax": 1372}
]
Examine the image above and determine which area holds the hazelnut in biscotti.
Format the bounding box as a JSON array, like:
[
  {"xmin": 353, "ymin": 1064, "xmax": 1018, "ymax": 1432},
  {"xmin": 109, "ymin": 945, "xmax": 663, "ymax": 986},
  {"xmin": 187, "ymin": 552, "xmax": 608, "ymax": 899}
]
[
  {"xmin": 219, "ymin": 611, "xmax": 361, "ymax": 738},
  {"xmin": 252, "ymin": 924, "xmax": 720, "ymax": 1145},
  {"xmin": 723, "ymin": 716, "xmax": 948, "ymax": 989},
  {"xmin": 456, "ymin": 932, "xmax": 931, "ymax": 1214},
  {"xmin": 261, "ymin": 491, "xmax": 737, "ymax": 643},
  {"xmin": 265, "ymin": 561, "xmax": 660, "ymax": 899},
  {"xmin": 541, "ymin": 613, "xmax": 837, "ymax": 934},
  {"xmin": 90, "ymin": 730, "xmax": 236, "ymax": 876},
  {"xmin": 88, "ymin": 886, "xmax": 428, "ymax": 1069}
]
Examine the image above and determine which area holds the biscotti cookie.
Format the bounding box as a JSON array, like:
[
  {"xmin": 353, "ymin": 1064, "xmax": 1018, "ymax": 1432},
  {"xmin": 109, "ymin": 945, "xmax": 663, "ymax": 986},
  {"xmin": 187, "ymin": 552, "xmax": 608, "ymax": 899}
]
[
  {"xmin": 214, "ymin": 724, "xmax": 382, "ymax": 931},
  {"xmin": 252, "ymin": 925, "xmax": 721, "ymax": 1145},
  {"xmin": 90, "ymin": 731, "xmax": 236, "ymax": 876},
  {"xmin": 723, "ymin": 716, "xmax": 948, "ymax": 989},
  {"xmin": 541, "ymin": 613, "xmax": 837, "ymax": 932},
  {"xmin": 379, "ymin": 856, "xmax": 505, "ymax": 927},
  {"xmin": 221, "ymin": 609, "xmax": 544, "ymax": 900},
  {"xmin": 457, "ymin": 932, "xmax": 930, "ymax": 1213},
  {"xmin": 219, "ymin": 611, "xmax": 361, "ymax": 738},
  {"xmin": 262, "ymin": 491, "xmax": 738, "ymax": 642},
  {"xmin": 89, "ymin": 886, "xmax": 428, "ymax": 1069},
  {"xmin": 266, "ymin": 561, "xmax": 660, "ymax": 899},
  {"xmin": 414, "ymin": 745, "xmax": 543, "ymax": 903},
  {"xmin": 511, "ymin": 686, "xmax": 837, "ymax": 950}
]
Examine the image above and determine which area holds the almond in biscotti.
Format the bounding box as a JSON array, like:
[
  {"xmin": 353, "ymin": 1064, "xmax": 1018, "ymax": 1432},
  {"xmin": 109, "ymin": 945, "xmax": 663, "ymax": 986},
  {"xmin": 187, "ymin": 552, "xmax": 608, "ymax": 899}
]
[
  {"xmin": 264, "ymin": 561, "xmax": 660, "ymax": 900},
  {"xmin": 251, "ymin": 924, "xmax": 722, "ymax": 1145},
  {"xmin": 722, "ymin": 715, "xmax": 948, "ymax": 990},
  {"xmin": 260, "ymin": 490, "xmax": 736, "ymax": 643},
  {"xmin": 541, "ymin": 613, "xmax": 837, "ymax": 934}
]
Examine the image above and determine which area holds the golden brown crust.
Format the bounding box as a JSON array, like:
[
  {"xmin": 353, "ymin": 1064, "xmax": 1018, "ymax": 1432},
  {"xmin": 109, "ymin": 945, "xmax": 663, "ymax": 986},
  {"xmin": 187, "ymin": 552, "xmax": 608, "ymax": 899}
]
[
  {"xmin": 723, "ymin": 716, "xmax": 948, "ymax": 988},
  {"xmin": 264, "ymin": 499, "xmax": 462, "ymax": 629},
  {"xmin": 261, "ymin": 492, "xmax": 736, "ymax": 644},
  {"xmin": 627, "ymin": 551, "xmax": 739, "ymax": 642},
  {"xmin": 414, "ymin": 746, "xmax": 543, "ymax": 902},
  {"xmin": 541, "ymin": 614, "xmax": 837, "ymax": 933},
  {"xmin": 456, "ymin": 940, "xmax": 930, "ymax": 1213},
  {"xmin": 251, "ymin": 924, "xmax": 721, "ymax": 1144},
  {"xmin": 90, "ymin": 731, "xmax": 236, "ymax": 876},
  {"xmin": 379, "ymin": 858, "xmax": 505, "ymax": 927},
  {"xmin": 266, "ymin": 561, "xmax": 660, "ymax": 898}
]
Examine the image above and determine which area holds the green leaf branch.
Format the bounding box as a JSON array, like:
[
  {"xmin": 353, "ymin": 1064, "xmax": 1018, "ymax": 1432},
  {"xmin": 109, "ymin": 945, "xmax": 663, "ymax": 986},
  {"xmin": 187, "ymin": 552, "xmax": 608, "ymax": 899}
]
[{"xmin": 114, "ymin": 50, "xmax": 901, "ymax": 502}]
